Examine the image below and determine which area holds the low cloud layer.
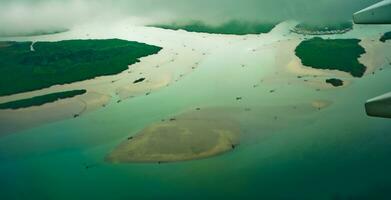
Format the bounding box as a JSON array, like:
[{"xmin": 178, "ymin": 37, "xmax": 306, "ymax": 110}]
[{"xmin": 0, "ymin": 0, "xmax": 380, "ymax": 34}]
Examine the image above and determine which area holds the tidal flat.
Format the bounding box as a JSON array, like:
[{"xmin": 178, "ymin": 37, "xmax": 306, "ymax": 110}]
[
  {"xmin": 0, "ymin": 20, "xmax": 390, "ymax": 199},
  {"xmin": 107, "ymin": 109, "xmax": 241, "ymax": 163}
]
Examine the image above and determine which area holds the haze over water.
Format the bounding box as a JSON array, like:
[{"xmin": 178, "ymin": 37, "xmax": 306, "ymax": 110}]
[{"xmin": 0, "ymin": 0, "xmax": 381, "ymax": 34}]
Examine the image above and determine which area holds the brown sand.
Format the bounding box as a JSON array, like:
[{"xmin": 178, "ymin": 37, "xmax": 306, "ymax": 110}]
[
  {"xmin": 311, "ymin": 100, "xmax": 333, "ymax": 110},
  {"xmin": 106, "ymin": 110, "xmax": 241, "ymax": 163}
]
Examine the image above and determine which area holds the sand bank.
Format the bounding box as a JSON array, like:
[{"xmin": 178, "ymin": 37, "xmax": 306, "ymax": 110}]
[
  {"xmin": 0, "ymin": 91, "xmax": 110, "ymax": 135},
  {"xmin": 106, "ymin": 109, "xmax": 241, "ymax": 163}
]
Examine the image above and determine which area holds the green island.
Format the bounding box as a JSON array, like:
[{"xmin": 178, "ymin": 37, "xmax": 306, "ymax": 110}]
[
  {"xmin": 292, "ymin": 22, "xmax": 353, "ymax": 35},
  {"xmin": 151, "ymin": 20, "xmax": 278, "ymax": 35},
  {"xmin": 380, "ymin": 31, "xmax": 391, "ymax": 43},
  {"xmin": 0, "ymin": 89, "xmax": 86, "ymax": 110},
  {"xmin": 0, "ymin": 28, "xmax": 69, "ymax": 37},
  {"xmin": 295, "ymin": 37, "xmax": 367, "ymax": 77},
  {"xmin": 0, "ymin": 39, "xmax": 162, "ymax": 96},
  {"xmin": 133, "ymin": 77, "xmax": 146, "ymax": 84},
  {"xmin": 326, "ymin": 78, "xmax": 344, "ymax": 87}
]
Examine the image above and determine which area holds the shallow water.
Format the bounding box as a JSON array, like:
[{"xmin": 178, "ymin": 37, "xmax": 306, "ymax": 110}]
[{"xmin": 0, "ymin": 21, "xmax": 390, "ymax": 199}]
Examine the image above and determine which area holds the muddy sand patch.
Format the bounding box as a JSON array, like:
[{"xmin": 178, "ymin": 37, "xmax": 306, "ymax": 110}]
[{"xmin": 106, "ymin": 110, "xmax": 241, "ymax": 163}]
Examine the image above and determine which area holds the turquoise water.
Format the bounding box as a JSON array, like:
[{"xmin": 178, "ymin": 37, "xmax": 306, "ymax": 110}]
[{"xmin": 1, "ymin": 34, "xmax": 391, "ymax": 199}]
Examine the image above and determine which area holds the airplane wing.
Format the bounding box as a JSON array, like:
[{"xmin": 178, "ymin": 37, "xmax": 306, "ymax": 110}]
[
  {"xmin": 353, "ymin": 0, "xmax": 391, "ymax": 24},
  {"xmin": 353, "ymin": 1, "xmax": 391, "ymax": 118}
]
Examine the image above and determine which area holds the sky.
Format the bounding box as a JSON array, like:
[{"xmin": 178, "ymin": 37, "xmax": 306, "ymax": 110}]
[{"xmin": 0, "ymin": 0, "xmax": 381, "ymax": 34}]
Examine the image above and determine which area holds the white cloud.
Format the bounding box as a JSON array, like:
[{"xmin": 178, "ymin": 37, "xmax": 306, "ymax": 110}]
[{"xmin": 0, "ymin": 0, "xmax": 380, "ymax": 35}]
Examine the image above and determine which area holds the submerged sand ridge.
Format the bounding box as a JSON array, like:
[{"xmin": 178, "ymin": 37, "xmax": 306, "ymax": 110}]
[{"xmin": 106, "ymin": 110, "xmax": 241, "ymax": 163}]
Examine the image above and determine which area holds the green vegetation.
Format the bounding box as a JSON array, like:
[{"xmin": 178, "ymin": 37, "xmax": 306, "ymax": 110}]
[
  {"xmin": 0, "ymin": 28, "xmax": 69, "ymax": 37},
  {"xmin": 380, "ymin": 31, "xmax": 391, "ymax": 43},
  {"xmin": 152, "ymin": 20, "xmax": 278, "ymax": 35},
  {"xmin": 0, "ymin": 39, "xmax": 162, "ymax": 96},
  {"xmin": 295, "ymin": 37, "xmax": 366, "ymax": 77},
  {"xmin": 0, "ymin": 89, "xmax": 86, "ymax": 110},
  {"xmin": 326, "ymin": 78, "xmax": 344, "ymax": 87},
  {"xmin": 292, "ymin": 22, "xmax": 353, "ymax": 35},
  {"xmin": 133, "ymin": 78, "xmax": 146, "ymax": 84}
]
